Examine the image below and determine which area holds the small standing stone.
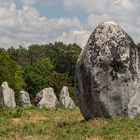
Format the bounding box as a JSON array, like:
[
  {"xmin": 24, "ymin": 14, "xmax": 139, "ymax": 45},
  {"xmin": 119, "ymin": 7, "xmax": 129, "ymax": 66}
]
[
  {"xmin": 19, "ymin": 91, "xmax": 32, "ymax": 107},
  {"xmin": 34, "ymin": 87, "xmax": 59, "ymax": 108},
  {"xmin": 0, "ymin": 82, "xmax": 16, "ymax": 107},
  {"xmin": 59, "ymin": 86, "xmax": 75, "ymax": 109}
]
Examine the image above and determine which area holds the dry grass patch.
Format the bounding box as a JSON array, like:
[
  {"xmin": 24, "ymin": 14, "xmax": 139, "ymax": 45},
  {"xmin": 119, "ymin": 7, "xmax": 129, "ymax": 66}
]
[
  {"xmin": 92, "ymin": 119, "xmax": 108, "ymax": 127},
  {"xmin": 11, "ymin": 117, "xmax": 21, "ymax": 124},
  {"xmin": 27, "ymin": 112, "xmax": 46, "ymax": 123},
  {"xmin": 86, "ymin": 136, "xmax": 102, "ymax": 140}
]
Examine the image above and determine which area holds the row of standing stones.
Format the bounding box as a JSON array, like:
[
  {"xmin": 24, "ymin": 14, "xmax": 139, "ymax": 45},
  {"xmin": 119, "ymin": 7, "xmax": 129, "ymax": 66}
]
[
  {"xmin": 76, "ymin": 21, "xmax": 140, "ymax": 119},
  {"xmin": 1, "ymin": 21, "xmax": 140, "ymax": 120},
  {"xmin": 0, "ymin": 81, "xmax": 75, "ymax": 109}
]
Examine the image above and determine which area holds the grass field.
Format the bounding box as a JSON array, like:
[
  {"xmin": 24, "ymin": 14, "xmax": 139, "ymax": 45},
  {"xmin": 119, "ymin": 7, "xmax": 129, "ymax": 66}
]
[{"xmin": 1, "ymin": 107, "xmax": 140, "ymax": 140}]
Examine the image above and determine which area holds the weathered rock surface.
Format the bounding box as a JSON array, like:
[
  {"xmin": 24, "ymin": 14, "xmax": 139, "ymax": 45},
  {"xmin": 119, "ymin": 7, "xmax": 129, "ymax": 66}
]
[
  {"xmin": 34, "ymin": 87, "xmax": 59, "ymax": 108},
  {"xmin": 19, "ymin": 91, "xmax": 31, "ymax": 107},
  {"xmin": 0, "ymin": 82, "xmax": 16, "ymax": 107},
  {"xmin": 76, "ymin": 21, "xmax": 140, "ymax": 119},
  {"xmin": 59, "ymin": 86, "xmax": 75, "ymax": 109}
]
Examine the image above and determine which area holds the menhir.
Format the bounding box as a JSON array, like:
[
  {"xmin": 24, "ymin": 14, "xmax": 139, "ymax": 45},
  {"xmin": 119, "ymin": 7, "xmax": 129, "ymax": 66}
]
[{"xmin": 76, "ymin": 21, "xmax": 140, "ymax": 120}]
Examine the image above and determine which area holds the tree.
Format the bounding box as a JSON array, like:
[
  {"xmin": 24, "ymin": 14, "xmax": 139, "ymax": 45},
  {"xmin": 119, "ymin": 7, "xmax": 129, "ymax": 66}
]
[
  {"xmin": 51, "ymin": 72, "xmax": 69, "ymax": 97},
  {"xmin": 24, "ymin": 56, "xmax": 71, "ymax": 102},
  {"xmin": 7, "ymin": 46, "xmax": 29, "ymax": 67},
  {"xmin": 6, "ymin": 42, "xmax": 82, "ymax": 102},
  {"xmin": 137, "ymin": 43, "xmax": 140, "ymax": 49},
  {"xmin": 24, "ymin": 57, "xmax": 54, "ymax": 100},
  {"xmin": 0, "ymin": 49, "xmax": 25, "ymax": 102}
]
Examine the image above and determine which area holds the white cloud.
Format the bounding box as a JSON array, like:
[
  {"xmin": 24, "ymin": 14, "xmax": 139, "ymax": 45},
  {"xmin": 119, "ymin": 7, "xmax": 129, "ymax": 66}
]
[
  {"xmin": 87, "ymin": 14, "xmax": 111, "ymax": 28},
  {"xmin": 64, "ymin": 0, "xmax": 138, "ymax": 13},
  {"xmin": 86, "ymin": 12, "xmax": 140, "ymax": 43},
  {"xmin": 112, "ymin": 0, "xmax": 136, "ymax": 11},
  {"xmin": 63, "ymin": 0, "xmax": 140, "ymax": 43},
  {"xmin": 0, "ymin": 1, "xmax": 83, "ymax": 48},
  {"xmin": 86, "ymin": 14, "xmax": 140, "ymax": 43},
  {"xmin": 47, "ymin": 17, "xmax": 81, "ymax": 30},
  {"xmin": 0, "ymin": 0, "xmax": 140, "ymax": 48},
  {"xmin": 0, "ymin": 2, "xmax": 16, "ymax": 19},
  {"xmin": 56, "ymin": 28, "xmax": 90, "ymax": 47}
]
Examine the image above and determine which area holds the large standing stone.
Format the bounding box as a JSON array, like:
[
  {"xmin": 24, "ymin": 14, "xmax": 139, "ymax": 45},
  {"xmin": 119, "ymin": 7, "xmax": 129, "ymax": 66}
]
[
  {"xmin": 0, "ymin": 82, "xmax": 16, "ymax": 107},
  {"xmin": 76, "ymin": 21, "xmax": 140, "ymax": 119},
  {"xmin": 19, "ymin": 91, "xmax": 31, "ymax": 107},
  {"xmin": 34, "ymin": 87, "xmax": 59, "ymax": 108},
  {"xmin": 59, "ymin": 86, "xmax": 75, "ymax": 109}
]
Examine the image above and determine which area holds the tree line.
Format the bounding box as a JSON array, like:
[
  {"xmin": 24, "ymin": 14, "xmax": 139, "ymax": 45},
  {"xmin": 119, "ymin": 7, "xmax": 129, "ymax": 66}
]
[
  {"xmin": 1, "ymin": 42, "xmax": 140, "ymax": 104},
  {"xmin": 0, "ymin": 42, "xmax": 81, "ymax": 104}
]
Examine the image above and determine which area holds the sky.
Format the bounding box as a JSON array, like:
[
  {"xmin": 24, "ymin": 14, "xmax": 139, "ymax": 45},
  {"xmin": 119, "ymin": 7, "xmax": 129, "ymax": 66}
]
[{"xmin": 0, "ymin": 0, "xmax": 140, "ymax": 48}]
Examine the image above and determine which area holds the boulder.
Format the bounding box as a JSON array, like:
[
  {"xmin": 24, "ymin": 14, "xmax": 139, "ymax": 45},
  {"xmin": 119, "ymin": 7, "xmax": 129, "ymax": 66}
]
[
  {"xmin": 34, "ymin": 87, "xmax": 59, "ymax": 108},
  {"xmin": 76, "ymin": 21, "xmax": 140, "ymax": 119},
  {"xmin": 0, "ymin": 82, "xmax": 16, "ymax": 107},
  {"xmin": 59, "ymin": 86, "xmax": 75, "ymax": 109},
  {"xmin": 19, "ymin": 91, "xmax": 31, "ymax": 107}
]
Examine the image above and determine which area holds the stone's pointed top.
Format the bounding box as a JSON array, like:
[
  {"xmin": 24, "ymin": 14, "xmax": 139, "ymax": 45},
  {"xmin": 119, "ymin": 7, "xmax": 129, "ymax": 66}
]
[
  {"xmin": 20, "ymin": 90, "xmax": 26, "ymax": 93},
  {"xmin": 43, "ymin": 87, "xmax": 54, "ymax": 93},
  {"xmin": 103, "ymin": 21, "xmax": 118, "ymax": 26},
  {"xmin": 62, "ymin": 86, "xmax": 68, "ymax": 90},
  {"xmin": 1, "ymin": 81, "xmax": 9, "ymax": 87}
]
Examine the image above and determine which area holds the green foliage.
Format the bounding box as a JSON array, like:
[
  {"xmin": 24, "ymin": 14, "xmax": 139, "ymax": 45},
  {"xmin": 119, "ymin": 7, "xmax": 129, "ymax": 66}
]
[
  {"xmin": 51, "ymin": 72, "xmax": 69, "ymax": 97},
  {"xmin": 24, "ymin": 56, "xmax": 70, "ymax": 101},
  {"xmin": 7, "ymin": 42, "xmax": 81, "ymax": 86},
  {"xmin": 24, "ymin": 57, "xmax": 54, "ymax": 100},
  {"xmin": 137, "ymin": 43, "xmax": 140, "ymax": 49},
  {"xmin": 6, "ymin": 42, "xmax": 82, "ymax": 102},
  {"xmin": 42, "ymin": 42, "xmax": 81, "ymax": 85},
  {"xmin": 0, "ymin": 49, "xmax": 25, "ymax": 102},
  {"xmin": 7, "ymin": 46, "xmax": 29, "ymax": 67}
]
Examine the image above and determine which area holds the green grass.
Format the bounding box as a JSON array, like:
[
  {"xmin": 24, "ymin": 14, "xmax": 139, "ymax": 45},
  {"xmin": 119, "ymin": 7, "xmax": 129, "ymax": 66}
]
[{"xmin": 1, "ymin": 107, "xmax": 140, "ymax": 140}]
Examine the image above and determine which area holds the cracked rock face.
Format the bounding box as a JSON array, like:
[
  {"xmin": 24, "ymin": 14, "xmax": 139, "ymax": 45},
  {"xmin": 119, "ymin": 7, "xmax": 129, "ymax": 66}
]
[
  {"xmin": 0, "ymin": 82, "xmax": 16, "ymax": 108},
  {"xmin": 76, "ymin": 21, "xmax": 140, "ymax": 119}
]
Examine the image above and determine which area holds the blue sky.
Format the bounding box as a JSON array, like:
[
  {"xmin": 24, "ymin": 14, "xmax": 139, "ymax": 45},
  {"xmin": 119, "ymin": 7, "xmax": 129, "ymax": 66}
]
[
  {"xmin": 0, "ymin": 0, "xmax": 140, "ymax": 48},
  {"xmin": 15, "ymin": 0, "xmax": 87, "ymax": 19}
]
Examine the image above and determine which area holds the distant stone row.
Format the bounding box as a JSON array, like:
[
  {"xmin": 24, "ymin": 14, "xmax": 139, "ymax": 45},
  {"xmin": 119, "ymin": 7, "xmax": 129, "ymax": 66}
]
[{"xmin": 0, "ymin": 82, "xmax": 75, "ymax": 109}]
